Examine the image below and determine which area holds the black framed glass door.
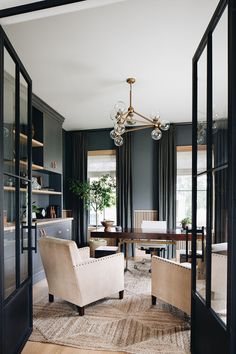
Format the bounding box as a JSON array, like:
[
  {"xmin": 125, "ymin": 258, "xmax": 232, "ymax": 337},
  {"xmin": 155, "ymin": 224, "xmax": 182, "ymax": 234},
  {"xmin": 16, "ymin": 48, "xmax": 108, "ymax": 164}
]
[
  {"xmin": 0, "ymin": 26, "xmax": 33, "ymax": 354},
  {"xmin": 191, "ymin": 1, "xmax": 231, "ymax": 353}
]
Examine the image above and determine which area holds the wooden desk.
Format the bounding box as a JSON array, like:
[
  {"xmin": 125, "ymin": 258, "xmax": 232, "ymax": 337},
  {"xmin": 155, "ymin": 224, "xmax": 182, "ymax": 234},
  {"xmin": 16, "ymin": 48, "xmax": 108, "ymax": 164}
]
[
  {"xmin": 90, "ymin": 228, "xmax": 190, "ymax": 241},
  {"xmin": 90, "ymin": 228, "xmax": 190, "ymax": 269}
]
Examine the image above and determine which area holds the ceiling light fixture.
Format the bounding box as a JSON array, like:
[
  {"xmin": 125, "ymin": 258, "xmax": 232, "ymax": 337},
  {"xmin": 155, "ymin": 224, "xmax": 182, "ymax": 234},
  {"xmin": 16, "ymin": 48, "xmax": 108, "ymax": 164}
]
[{"xmin": 110, "ymin": 78, "xmax": 170, "ymax": 146}]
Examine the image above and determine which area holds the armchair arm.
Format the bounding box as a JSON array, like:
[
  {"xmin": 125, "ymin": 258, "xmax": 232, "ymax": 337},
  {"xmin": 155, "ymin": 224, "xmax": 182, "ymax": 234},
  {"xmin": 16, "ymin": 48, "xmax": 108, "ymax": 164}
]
[
  {"xmin": 74, "ymin": 253, "xmax": 124, "ymax": 307},
  {"xmin": 77, "ymin": 246, "xmax": 90, "ymax": 260}
]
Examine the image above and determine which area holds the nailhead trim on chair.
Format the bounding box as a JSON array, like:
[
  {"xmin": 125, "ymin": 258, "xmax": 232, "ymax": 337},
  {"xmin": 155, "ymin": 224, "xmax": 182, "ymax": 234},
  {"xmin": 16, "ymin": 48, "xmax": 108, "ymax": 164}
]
[
  {"xmin": 73, "ymin": 253, "xmax": 123, "ymax": 268},
  {"xmin": 152, "ymin": 256, "xmax": 191, "ymax": 270}
]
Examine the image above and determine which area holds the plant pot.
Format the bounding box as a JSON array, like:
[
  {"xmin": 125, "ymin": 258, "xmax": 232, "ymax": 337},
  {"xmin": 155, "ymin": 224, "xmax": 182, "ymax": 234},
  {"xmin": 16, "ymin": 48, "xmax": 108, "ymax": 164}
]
[{"xmin": 101, "ymin": 220, "xmax": 114, "ymax": 232}]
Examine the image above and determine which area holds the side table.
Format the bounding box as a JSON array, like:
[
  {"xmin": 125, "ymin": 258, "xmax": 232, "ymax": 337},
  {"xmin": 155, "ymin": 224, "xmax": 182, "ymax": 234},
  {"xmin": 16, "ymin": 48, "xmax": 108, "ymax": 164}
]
[{"xmin": 95, "ymin": 246, "xmax": 119, "ymax": 258}]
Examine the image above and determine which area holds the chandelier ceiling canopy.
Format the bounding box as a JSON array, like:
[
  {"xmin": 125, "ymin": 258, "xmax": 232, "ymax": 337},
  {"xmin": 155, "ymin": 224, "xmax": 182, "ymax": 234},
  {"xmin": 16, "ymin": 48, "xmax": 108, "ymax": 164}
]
[{"xmin": 110, "ymin": 78, "xmax": 170, "ymax": 146}]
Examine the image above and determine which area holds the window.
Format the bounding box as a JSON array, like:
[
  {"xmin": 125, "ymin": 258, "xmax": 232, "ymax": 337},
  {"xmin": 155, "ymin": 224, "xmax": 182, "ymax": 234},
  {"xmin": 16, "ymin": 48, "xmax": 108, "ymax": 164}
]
[
  {"xmin": 87, "ymin": 150, "xmax": 116, "ymax": 226},
  {"xmin": 176, "ymin": 146, "xmax": 206, "ymax": 227}
]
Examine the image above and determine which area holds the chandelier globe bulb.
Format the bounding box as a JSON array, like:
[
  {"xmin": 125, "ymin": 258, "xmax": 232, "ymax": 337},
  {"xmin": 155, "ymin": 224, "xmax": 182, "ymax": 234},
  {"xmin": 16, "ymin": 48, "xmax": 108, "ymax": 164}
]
[
  {"xmin": 110, "ymin": 129, "xmax": 117, "ymax": 139},
  {"xmin": 151, "ymin": 128, "xmax": 162, "ymax": 141},
  {"xmin": 114, "ymin": 135, "xmax": 124, "ymax": 147},
  {"xmin": 114, "ymin": 123, "xmax": 126, "ymax": 135},
  {"xmin": 160, "ymin": 120, "xmax": 170, "ymax": 131},
  {"xmin": 114, "ymin": 100, "xmax": 126, "ymax": 114}
]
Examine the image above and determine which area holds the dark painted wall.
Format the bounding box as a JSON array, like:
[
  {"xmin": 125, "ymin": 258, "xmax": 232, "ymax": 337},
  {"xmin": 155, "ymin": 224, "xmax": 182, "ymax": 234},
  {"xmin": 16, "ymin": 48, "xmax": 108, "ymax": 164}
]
[
  {"xmin": 176, "ymin": 123, "xmax": 192, "ymax": 146},
  {"xmin": 63, "ymin": 124, "xmax": 192, "ymax": 211},
  {"xmin": 132, "ymin": 129, "xmax": 157, "ymax": 210}
]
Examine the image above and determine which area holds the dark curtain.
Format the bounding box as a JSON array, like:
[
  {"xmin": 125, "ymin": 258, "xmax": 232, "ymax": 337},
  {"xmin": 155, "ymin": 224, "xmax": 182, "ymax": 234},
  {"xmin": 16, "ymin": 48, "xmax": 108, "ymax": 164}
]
[
  {"xmin": 69, "ymin": 131, "xmax": 88, "ymax": 246},
  {"xmin": 116, "ymin": 132, "xmax": 133, "ymax": 229},
  {"xmin": 157, "ymin": 125, "xmax": 176, "ymax": 230}
]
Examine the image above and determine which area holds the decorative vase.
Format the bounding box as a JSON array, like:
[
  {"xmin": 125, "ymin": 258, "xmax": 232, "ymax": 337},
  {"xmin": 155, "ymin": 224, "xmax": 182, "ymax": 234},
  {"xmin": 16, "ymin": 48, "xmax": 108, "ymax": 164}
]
[{"xmin": 101, "ymin": 220, "xmax": 114, "ymax": 232}]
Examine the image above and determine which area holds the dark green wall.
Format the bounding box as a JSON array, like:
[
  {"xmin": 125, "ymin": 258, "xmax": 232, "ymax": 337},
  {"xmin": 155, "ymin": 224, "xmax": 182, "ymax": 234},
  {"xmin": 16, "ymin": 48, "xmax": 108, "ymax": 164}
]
[{"xmin": 63, "ymin": 124, "xmax": 192, "ymax": 210}]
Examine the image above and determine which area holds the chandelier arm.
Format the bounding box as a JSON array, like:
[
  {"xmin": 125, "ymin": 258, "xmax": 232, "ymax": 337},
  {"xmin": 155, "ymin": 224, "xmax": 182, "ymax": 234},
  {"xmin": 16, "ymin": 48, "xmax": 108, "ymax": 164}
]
[
  {"xmin": 134, "ymin": 119, "xmax": 153, "ymax": 125},
  {"xmin": 134, "ymin": 110, "xmax": 154, "ymax": 124},
  {"xmin": 126, "ymin": 125, "xmax": 153, "ymax": 132}
]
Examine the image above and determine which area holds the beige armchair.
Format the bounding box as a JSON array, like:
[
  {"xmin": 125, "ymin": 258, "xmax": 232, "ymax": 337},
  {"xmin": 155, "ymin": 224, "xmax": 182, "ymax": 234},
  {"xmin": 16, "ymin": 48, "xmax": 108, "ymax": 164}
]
[
  {"xmin": 151, "ymin": 256, "xmax": 191, "ymax": 315},
  {"xmin": 39, "ymin": 237, "xmax": 124, "ymax": 316}
]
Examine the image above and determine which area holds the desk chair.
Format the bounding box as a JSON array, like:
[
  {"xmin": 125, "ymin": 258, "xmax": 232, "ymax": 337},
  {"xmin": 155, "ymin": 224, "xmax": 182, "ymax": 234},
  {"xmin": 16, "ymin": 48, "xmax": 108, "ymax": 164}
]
[
  {"xmin": 179, "ymin": 226, "xmax": 204, "ymax": 263},
  {"xmin": 139, "ymin": 221, "xmax": 173, "ymax": 259},
  {"xmin": 134, "ymin": 221, "xmax": 175, "ymax": 272}
]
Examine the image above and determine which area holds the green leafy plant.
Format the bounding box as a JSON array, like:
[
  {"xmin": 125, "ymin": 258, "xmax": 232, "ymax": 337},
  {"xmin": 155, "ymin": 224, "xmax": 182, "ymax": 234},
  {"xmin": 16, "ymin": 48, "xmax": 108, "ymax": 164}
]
[
  {"xmin": 69, "ymin": 174, "xmax": 116, "ymax": 229},
  {"xmin": 180, "ymin": 217, "xmax": 192, "ymax": 229}
]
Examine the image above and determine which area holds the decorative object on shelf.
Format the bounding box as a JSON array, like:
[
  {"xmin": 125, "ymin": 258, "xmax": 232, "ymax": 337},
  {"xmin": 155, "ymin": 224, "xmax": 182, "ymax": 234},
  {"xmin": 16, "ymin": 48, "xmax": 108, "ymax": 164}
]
[
  {"xmin": 32, "ymin": 202, "xmax": 40, "ymax": 221},
  {"xmin": 6, "ymin": 178, "xmax": 13, "ymax": 187},
  {"xmin": 22, "ymin": 201, "xmax": 40, "ymax": 222},
  {"xmin": 110, "ymin": 77, "xmax": 170, "ymax": 146},
  {"xmin": 36, "ymin": 208, "xmax": 46, "ymax": 219},
  {"xmin": 20, "ymin": 173, "xmax": 28, "ymax": 188},
  {"xmin": 47, "ymin": 205, "xmax": 60, "ymax": 218},
  {"xmin": 32, "ymin": 176, "xmax": 42, "ymax": 190},
  {"xmin": 180, "ymin": 217, "xmax": 192, "ymax": 230},
  {"xmin": 70, "ymin": 174, "xmax": 116, "ymax": 230},
  {"xmin": 49, "ymin": 206, "xmax": 56, "ymax": 218},
  {"xmin": 101, "ymin": 220, "xmax": 114, "ymax": 232}
]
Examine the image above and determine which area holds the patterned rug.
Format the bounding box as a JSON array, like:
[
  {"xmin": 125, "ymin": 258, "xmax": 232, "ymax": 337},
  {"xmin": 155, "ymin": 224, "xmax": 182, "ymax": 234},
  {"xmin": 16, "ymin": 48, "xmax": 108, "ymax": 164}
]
[{"xmin": 30, "ymin": 260, "xmax": 190, "ymax": 353}]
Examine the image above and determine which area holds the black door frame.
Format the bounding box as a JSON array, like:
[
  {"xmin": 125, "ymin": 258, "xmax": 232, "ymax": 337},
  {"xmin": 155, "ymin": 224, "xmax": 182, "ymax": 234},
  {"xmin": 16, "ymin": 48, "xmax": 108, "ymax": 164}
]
[
  {"xmin": 0, "ymin": 0, "xmax": 86, "ymax": 18},
  {"xmin": 0, "ymin": 25, "xmax": 33, "ymax": 354},
  {"xmin": 192, "ymin": 0, "xmax": 236, "ymax": 353}
]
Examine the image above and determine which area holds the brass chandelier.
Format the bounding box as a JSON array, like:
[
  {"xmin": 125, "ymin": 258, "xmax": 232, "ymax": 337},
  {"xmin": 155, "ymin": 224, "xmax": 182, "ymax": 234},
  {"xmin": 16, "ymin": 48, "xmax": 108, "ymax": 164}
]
[{"xmin": 110, "ymin": 78, "xmax": 170, "ymax": 146}]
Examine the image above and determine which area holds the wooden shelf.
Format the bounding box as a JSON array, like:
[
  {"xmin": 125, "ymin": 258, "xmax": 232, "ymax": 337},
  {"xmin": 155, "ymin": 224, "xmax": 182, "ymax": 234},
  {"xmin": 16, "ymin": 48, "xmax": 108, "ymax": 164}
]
[
  {"xmin": 4, "ymin": 159, "xmax": 44, "ymax": 171},
  {"xmin": 20, "ymin": 133, "xmax": 44, "ymax": 148},
  {"xmin": 4, "ymin": 186, "xmax": 62, "ymax": 195},
  {"xmin": 14, "ymin": 130, "xmax": 43, "ymax": 148},
  {"xmin": 19, "ymin": 159, "xmax": 44, "ymax": 171}
]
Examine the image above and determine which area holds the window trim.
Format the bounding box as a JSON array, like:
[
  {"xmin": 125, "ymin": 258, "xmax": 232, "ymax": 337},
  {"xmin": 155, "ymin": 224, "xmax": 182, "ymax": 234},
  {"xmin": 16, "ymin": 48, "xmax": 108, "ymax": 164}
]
[{"xmin": 88, "ymin": 150, "xmax": 116, "ymax": 156}]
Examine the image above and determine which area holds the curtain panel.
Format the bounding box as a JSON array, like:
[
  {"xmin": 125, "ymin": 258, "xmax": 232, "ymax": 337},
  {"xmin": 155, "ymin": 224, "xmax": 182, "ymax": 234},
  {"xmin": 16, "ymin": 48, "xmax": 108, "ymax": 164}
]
[
  {"xmin": 116, "ymin": 132, "xmax": 133, "ymax": 229},
  {"xmin": 69, "ymin": 131, "xmax": 88, "ymax": 246},
  {"xmin": 157, "ymin": 124, "xmax": 176, "ymax": 229}
]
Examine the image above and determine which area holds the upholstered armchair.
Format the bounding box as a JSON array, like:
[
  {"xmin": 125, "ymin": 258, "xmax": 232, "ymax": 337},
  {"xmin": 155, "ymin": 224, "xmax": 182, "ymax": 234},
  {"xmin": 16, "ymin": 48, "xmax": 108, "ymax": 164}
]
[
  {"xmin": 39, "ymin": 237, "xmax": 124, "ymax": 316},
  {"xmin": 151, "ymin": 256, "xmax": 191, "ymax": 315}
]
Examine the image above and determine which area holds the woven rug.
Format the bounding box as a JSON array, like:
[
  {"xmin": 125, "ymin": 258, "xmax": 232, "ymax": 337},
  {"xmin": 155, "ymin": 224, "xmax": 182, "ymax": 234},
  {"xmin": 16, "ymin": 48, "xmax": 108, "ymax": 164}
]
[{"xmin": 30, "ymin": 260, "xmax": 190, "ymax": 354}]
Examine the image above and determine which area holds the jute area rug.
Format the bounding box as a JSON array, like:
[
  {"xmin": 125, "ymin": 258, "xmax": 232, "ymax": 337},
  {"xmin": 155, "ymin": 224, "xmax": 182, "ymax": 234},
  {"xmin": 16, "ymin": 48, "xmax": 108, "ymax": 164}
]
[{"xmin": 30, "ymin": 260, "xmax": 190, "ymax": 354}]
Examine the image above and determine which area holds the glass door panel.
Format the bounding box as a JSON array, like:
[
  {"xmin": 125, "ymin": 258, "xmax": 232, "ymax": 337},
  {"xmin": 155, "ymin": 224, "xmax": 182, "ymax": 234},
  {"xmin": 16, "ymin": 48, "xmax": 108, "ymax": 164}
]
[
  {"xmin": 3, "ymin": 48, "xmax": 16, "ymax": 175},
  {"xmin": 196, "ymin": 173, "xmax": 207, "ymax": 300},
  {"xmin": 212, "ymin": 8, "xmax": 228, "ymax": 169},
  {"xmin": 4, "ymin": 176, "xmax": 17, "ymax": 299},
  {"xmin": 211, "ymin": 167, "xmax": 228, "ymax": 324},
  {"xmin": 19, "ymin": 73, "xmax": 29, "ymax": 178},
  {"xmin": 197, "ymin": 47, "xmax": 207, "ymax": 174}
]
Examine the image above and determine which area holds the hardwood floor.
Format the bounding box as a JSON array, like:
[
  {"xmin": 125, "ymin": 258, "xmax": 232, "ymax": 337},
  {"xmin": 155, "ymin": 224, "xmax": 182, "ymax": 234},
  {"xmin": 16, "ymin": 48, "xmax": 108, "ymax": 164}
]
[{"xmin": 22, "ymin": 279, "xmax": 123, "ymax": 354}]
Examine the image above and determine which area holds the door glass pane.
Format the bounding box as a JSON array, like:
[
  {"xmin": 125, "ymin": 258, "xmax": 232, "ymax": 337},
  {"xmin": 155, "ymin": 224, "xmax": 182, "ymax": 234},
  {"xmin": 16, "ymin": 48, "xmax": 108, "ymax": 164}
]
[
  {"xmin": 3, "ymin": 48, "xmax": 16, "ymax": 174},
  {"xmin": 197, "ymin": 47, "xmax": 207, "ymax": 174},
  {"xmin": 211, "ymin": 167, "xmax": 227, "ymax": 324},
  {"xmin": 19, "ymin": 73, "xmax": 29, "ymax": 178},
  {"xmin": 4, "ymin": 175, "xmax": 16, "ymax": 299},
  {"xmin": 20, "ymin": 189, "xmax": 29, "ymax": 284},
  {"xmin": 196, "ymin": 174, "xmax": 207, "ymax": 300},
  {"xmin": 212, "ymin": 8, "xmax": 228, "ymax": 169}
]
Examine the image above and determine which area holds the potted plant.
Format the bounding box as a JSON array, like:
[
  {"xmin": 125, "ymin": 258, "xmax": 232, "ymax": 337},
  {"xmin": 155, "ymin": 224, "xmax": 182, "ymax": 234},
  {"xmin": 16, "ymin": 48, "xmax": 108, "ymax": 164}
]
[
  {"xmin": 69, "ymin": 174, "xmax": 116, "ymax": 230},
  {"xmin": 180, "ymin": 217, "xmax": 192, "ymax": 230}
]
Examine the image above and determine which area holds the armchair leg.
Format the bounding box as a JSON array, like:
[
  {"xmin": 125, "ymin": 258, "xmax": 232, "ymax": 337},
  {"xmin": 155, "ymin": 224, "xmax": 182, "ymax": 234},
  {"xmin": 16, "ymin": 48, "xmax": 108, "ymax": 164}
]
[
  {"xmin": 49, "ymin": 294, "xmax": 54, "ymax": 303},
  {"xmin": 152, "ymin": 295, "xmax": 157, "ymax": 305},
  {"xmin": 77, "ymin": 306, "xmax": 85, "ymax": 316},
  {"xmin": 119, "ymin": 290, "xmax": 124, "ymax": 299}
]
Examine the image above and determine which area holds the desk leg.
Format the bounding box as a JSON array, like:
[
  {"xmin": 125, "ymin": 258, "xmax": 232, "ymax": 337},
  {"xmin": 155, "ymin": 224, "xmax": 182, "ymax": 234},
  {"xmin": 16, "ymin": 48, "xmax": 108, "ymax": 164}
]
[{"xmin": 125, "ymin": 241, "xmax": 128, "ymax": 271}]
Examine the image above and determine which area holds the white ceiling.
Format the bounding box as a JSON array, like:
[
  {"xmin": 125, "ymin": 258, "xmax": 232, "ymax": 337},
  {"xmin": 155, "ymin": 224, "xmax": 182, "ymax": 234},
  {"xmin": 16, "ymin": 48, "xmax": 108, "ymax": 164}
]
[{"xmin": 1, "ymin": 0, "xmax": 222, "ymax": 131}]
